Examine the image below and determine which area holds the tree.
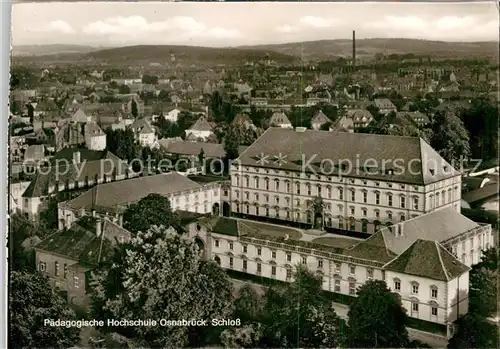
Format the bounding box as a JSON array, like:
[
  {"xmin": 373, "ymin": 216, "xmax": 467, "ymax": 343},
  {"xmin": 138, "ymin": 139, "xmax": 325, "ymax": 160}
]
[
  {"xmin": 347, "ymin": 280, "xmax": 409, "ymax": 348},
  {"xmin": 10, "ymin": 271, "xmax": 80, "ymax": 349},
  {"xmin": 122, "ymin": 193, "xmax": 180, "ymax": 234},
  {"xmin": 9, "ymin": 213, "xmax": 40, "ymax": 272},
  {"xmin": 131, "ymin": 99, "xmax": 138, "ymax": 118},
  {"xmin": 90, "ymin": 226, "xmax": 233, "ymax": 348},
  {"xmin": 461, "ymin": 97, "xmax": 499, "ymax": 161},
  {"xmin": 430, "ymin": 111, "xmax": 470, "ymax": 165},
  {"xmin": 105, "ymin": 128, "xmax": 141, "ymax": 164},
  {"xmin": 260, "ymin": 267, "xmax": 345, "ymax": 348},
  {"xmin": 447, "ymin": 313, "xmax": 498, "ymax": 349},
  {"xmin": 469, "ymin": 247, "xmax": 498, "ymax": 317}
]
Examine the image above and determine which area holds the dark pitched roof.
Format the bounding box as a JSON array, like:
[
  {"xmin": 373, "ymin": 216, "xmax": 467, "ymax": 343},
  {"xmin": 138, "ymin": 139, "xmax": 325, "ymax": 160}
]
[
  {"xmin": 62, "ymin": 172, "xmax": 201, "ymax": 214},
  {"xmin": 345, "ymin": 232, "xmax": 397, "ymax": 263},
  {"xmin": 237, "ymin": 128, "xmax": 458, "ymax": 185},
  {"xmin": 384, "ymin": 239, "xmax": 469, "ymax": 281},
  {"xmin": 23, "ymin": 151, "xmax": 126, "ymax": 198},
  {"xmin": 158, "ymin": 140, "xmax": 226, "ymax": 158},
  {"xmin": 462, "ymin": 183, "xmax": 499, "ymax": 205},
  {"xmin": 35, "ymin": 217, "xmax": 113, "ymax": 267},
  {"xmin": 188, "ymin": 116, "xmax": 213, "ymax": 132}
]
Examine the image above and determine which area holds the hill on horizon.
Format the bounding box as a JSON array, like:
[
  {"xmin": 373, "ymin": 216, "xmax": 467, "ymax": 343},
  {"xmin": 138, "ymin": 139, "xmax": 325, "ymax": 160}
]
[
  {"xmin": 11, "ymin": 44, "xmax": 300, "ymax": 66},
  {"xmin": 241, "ymin": 38, "xmax": 498, "ymax": 60},
  {"xmin": 11, "ymin": 38, "xmax": 498, "ymax": 65}
]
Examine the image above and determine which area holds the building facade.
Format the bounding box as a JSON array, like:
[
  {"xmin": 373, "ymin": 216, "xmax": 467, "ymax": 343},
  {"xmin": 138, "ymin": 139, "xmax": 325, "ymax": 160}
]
[{"xmin": 230, "ymin": 128, "xmax": 462, "ymax": 234}]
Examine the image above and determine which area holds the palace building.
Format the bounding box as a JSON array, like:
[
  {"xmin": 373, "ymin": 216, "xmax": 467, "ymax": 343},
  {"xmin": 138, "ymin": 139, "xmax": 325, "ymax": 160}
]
[
  {"xmin": 187, "ymin": 208, "xmax": 494, "ymax": 330},
  {"xmin": 230, "ymin": 128, "xmax": 462, "ymax": 234}
]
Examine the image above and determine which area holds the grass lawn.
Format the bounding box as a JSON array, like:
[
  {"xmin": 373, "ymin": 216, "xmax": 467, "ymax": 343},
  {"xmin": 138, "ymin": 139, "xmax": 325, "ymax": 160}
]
[
  {"xmin": 240, "ymin": 220, "xmax": 303, "ymax": 240},
  {"xmin": 312, "ymin": 236, "xmax": 359, "ymax": 249}
]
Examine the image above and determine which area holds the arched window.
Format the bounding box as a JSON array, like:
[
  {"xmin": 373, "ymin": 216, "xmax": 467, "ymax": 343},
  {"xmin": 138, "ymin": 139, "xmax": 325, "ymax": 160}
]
[
  {"xmin": 295, "ymin": 182, "xmax": 301, "ymax": 195},
  {"xmin": 441, "ymin": 190, "xmax": 446, "ymax": 204},
  {"xmin": 400, "ymin": 194, "xmax": 406, "ymax": 208},
  {"xmin": 338, "ymin": 215, "xmax": 344, "ymax": 229},
  {"xmin": 306, "ymin": 183, "xmax": 312, "ymax": 196},
  {"xmin": 264, "ymin": 177, "xmax": 270, "ymax": 190},
  {"xmin": 254, "ymin": 176, "xmax": 259, "ymax": 189},
  {"xmin": 316, "ymin": 184, "xmax": 322, "ymax": 196},
  {"xmin": 234, "ymin": 174, "xmax": 240, "ymax": 186},
  {"xmin": 448, "ymin": 188, "xmax": 452, "ymax": 202},
  {"xmin": 393, "ymin": 278, "xmax": 401, "ymax": 291},
  {"xmin": 274, "ymin": 178, "xmax": 280, "ymax": 191},
  {"xmin": 338, "ymin": 187, "xmax": 343, "ymax": 200},
  {"xmin": 387, "ymin": 192, "xmax": 393, "ymax": 206},
  {"xmin": 244, "ymin": 175, "xmax": 249, "ymax": 187},
  {"xmin": 411, "ymin": 281, "xmax": 419, "ymax": 295},
  {"xmin": 429, "ymin": 194, "xmax": 434, "ymax": 209},
  {"xmin": 285, "ymin": 180, "xmax": 291, "ymax": 193},
  {"xmin": 430, "ymin": 285, "xmax": 438, "ymax": 299}
]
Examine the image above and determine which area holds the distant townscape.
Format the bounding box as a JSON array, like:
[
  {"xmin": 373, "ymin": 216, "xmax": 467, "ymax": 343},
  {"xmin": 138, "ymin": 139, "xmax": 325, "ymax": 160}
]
[{"xmin": 9, "ymin": 29, "xmax": 499, "ymax": 349}]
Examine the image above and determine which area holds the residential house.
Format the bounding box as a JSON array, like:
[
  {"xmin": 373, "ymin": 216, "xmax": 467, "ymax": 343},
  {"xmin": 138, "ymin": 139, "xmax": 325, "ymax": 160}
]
[
  {"xmin": 58, "ymin": 172, "xmax": 222, "ymax": 229},
  {"xmin": 165, "ymin": 107, "xmax": 181, "ymax": 123},
  {"xmin": 232, "ymin": 114, "xmax": 256, "ymax": 130},
  {"xmin": 230, "ymin": 128, "xmax": 462, "ymax": 234},
  {"xmin": 311, "ymin": 110, "xmax": 331, "ymax": 130},
  {"xmin": 128, "ymin": 118, "xmax": 156, "ymax": 147},
  {"xmin": 84, "ymin": 121, "xmax": 106, "ymax": 151},
  {"xmin": 185, "ymin": 116, "xmax": 214, "ymax": 140},
  {"xmin": 396, "ymin": 111, "xmax": 430, "ymax": 128},
  {"xmin": 374, "ymin": 98, "xmax": 397, "ymax": 115},
  {"xmin": 270, "ymin": 112, "xmax": 293, "ymax": 129},
  {"xmin": 35, "ymin": 216, "xmax": 131, "ymax": 306},
  {"xmin": 334, "ymin": 109, "xmax": 374, "ymax": 132}
]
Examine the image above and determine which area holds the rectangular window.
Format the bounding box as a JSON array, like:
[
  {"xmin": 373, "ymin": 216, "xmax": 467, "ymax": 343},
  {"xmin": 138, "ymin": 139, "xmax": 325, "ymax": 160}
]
[
  {"xmin": 257, "ymin": 247, "xmax": 262, "ymax": 256},
  {"xmin": 413, "ymin": 197, "xmax": 419, "ymax": 210},
  {"xmin": 363, "ymin": 191, "xmax": 367, "ymax": 203},
  {"xmin": 350, "ymin": 207, "xmax": 355, "ymax": 215},
  {"xmin": 412, "ymin": 303, "xmax": 419, "ymax": 312},
  {"xmin": 301, "ymin": 256, "xmax": 307, "ymax": 264},
  {"xmin": 317, "ymin": 259, "xmax": 323, "ymax": 268},
  {"xmin": 431, "ymin": 288, "xmax": 438, "ymax": 299},
  {"xmin": 271, "ymin": 266, "xmax": 276, "ymax": 276},
  {"xmin": 272, "ymin": 251, "xmax": 276, "ymax": 259},
  {"xmin": 215, "ymin": 240, "xmax": 220, "ymax": 248},
  {"xmin": 335, "ymin": 263, "xmax": 341, "ymax": 273},
  {"xmin": 432, "ymin": 307, "xmax": 438, "ymax": 316},
  {"xmin": 243, "ymin": 245, "xmax": 247, "ymax": 253},
  {"xmin": 73, "ymin": 277, "xmax": 79, "ymax": 288},
  {"xmin": 400, "ymin": 196, "xmax": 405, "ymax": 208},
  {"xmin": 351, "ymin": 190, "xmax": 355, "ymax": 201},
  {"xmin": 257, "ymin": 263, "xmax": 262, "ymax": 274},
  {"xmin": 229, "ymin": 257, "xmax": 234, "ymax": 268},
  {"xmin": 335, "ymin": 279, "xmax": 341, "ymax": 292},
  {"xmin": 54, "ymin": 262, "xmax": 60, "ymax": 276},
  {"xmin": 412, "ymin": 284, "xmax": 419, "ymax": 294},
  {"xmin": 375, "ymin": 193, "xmax": 380, "ymax": 205},
  {"xmin": 38, "ymin": 262, "xmax": 46, "ymax": 272},
  {"xmin": 349, "ymin": 282, "xmax": 356, "ymax": 295},
  {"xmin": 349, "ymin": 265, "xmax": 356, "ymax": 275},
  {"xmin": 367, "ymin": 268, "xmax": 373, "ymax": 279},
  {"xmin": 63, "ymin": 264, "xmax": 68, "ymax": 279},
  {"xmin": 394, "ymin": 281, "xmax": 401, "ymax": 291},
  {"xmin": 229, "ymin": 242, "xmax": 233, "ymax": 250},
  {"xmin": 388, "ymin": 195, "xmax": 393, "ymax": 206},
  {"xmin": 242, "ymin": 260, "xmax": 247, "ymax": 270},
  {"xmin": 286, "ymin": 268, "xmax": 292, "ymax": 279},
  {"xmin": 286, "ymin": 252, "xmax": 292, "ymax": 262}
]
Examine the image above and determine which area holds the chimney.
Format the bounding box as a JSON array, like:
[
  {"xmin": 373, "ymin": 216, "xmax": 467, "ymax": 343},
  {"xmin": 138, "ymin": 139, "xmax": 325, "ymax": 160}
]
[
  {"xmin": 73, "ymin": 151, "xmax": 81, "ymax": 164},
  {"xmin": 96, "ymin": 217, "xmax": 102, "ymax": 237},
  {"xmin": 352, "ymin": 30, "xmax": 356, "ymax": 66}
]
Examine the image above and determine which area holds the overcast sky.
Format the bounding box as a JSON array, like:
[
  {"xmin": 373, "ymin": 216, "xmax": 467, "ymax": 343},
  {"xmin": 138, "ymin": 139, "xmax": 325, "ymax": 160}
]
[{"xmin": 11, "ymin": 1, "xmax": 499, "ymax": 47}]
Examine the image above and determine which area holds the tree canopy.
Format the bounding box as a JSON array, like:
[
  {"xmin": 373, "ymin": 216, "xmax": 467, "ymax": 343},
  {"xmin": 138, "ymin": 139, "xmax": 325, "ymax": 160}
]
[
  {"xmin": 122, "ymin": 193, "xmax": 180, "ymax": 234},
  {"xmin": 430, "ymin": 111, "xmax": 470, "ymax": 165},
  {"xmin": 90, "ymin": 226, "xmax": 233, "ymax": 348},
  {"xmin": 347, "ymin": 280, "xmax": 409, "ymax": 348},
  {"xmin": 10, "ymin": 271, "xmax": 80, "ymax": 349}
]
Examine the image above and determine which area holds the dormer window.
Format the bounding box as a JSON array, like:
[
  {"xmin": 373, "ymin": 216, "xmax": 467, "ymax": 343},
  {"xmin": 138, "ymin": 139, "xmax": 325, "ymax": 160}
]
[{"xmin": 429, "ymin": 169, "xmax": 435, "ymax": 175}]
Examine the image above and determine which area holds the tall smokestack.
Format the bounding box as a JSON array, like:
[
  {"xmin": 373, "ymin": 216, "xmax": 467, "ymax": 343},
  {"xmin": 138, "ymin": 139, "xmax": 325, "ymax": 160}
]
[{"xmin": 352, "ymin": 30, "xmax": 356, "ymax": 66}]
